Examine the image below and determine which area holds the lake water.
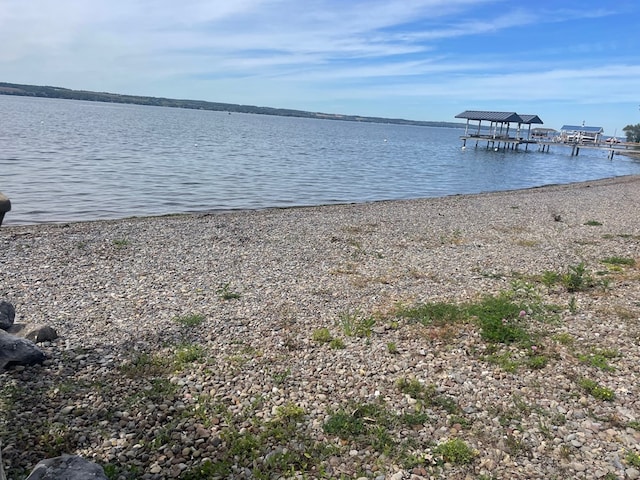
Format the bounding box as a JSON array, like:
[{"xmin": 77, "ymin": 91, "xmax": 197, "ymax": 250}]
[{"xmin": 2, "ymin": 95, "xmax": 639, "ymax": 225}]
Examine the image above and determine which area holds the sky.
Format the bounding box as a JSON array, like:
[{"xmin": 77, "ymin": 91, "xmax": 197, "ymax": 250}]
[{"xmin": 1, "ymin": 0, "xmax": 639, "ymax": 135}]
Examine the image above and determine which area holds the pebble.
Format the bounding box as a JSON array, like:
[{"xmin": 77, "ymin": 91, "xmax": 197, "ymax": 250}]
[{"xmin": 2, "ymin": 178, "xmax": 640, "ymax": 479}]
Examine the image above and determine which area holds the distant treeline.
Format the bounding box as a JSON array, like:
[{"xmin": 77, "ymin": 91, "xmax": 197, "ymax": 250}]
[{"xmin": 0, "ymin": 81, "xmax": 464, "ymax": 129}]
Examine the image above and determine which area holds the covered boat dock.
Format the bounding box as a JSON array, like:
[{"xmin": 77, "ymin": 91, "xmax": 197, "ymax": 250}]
[{"xmin": 455, "ymin": 110, "xmax": 546, "ymax": 151}]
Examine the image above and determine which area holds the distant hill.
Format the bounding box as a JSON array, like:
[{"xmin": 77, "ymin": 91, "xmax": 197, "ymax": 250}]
[{"xmin": 0, "ymin": 81, "xmax": 464, "ymax": 129}]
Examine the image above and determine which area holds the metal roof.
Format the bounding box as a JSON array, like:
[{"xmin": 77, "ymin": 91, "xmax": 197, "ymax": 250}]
[
  {"xmin": 560, "ymin": 125, "xmax": 604, "ymax": 133},
  {"xmin": 455, "ymin": 111, "xmax": 523, "ymax": 122},
  {"xmin": 518, "ymin": 114, "xmax": 543, "ymax": 124}
]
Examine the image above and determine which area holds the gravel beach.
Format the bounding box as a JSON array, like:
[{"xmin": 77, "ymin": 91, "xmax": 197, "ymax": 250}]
[{"xmin": 1, "ymin": 176, "xmax": 640, "ymax": 480}]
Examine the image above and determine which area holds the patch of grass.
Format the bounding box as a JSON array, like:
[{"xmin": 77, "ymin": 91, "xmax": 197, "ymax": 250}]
[
  {"xmin": 577, "ymin": 378, "xmax": 615, "ymax": 401},
  {"xmin": 112, "ymin": 238, "xmax": 129, "ymax": 248},
  {"xmin": 120, "ymin": 352, "xmax": 171, "ymax": 377},
  {"xmin": 467, "ymin": 295, "xmax": 530, "ymax": 344},
  {"xmin": 330, "ymin": 337, "xmax": 345, "ymax": 349},
  {"xmin": 628, "ymin": 420, "xmax": 640, "ymax": 430},
  {"xmin": 433, "ymin": 438, "xmax": 476, "ymax": 465},
  {"xmin": 387, "ymin": 342, "xmax": 399, "ymax": 354},
  {"xmin": 400, "ymin": 411, "xmax": 430, "ymax": 426},
  {"xmin": 312, "ymin": 327, "xmax": 333, "ymax": 343},
  {"xmin": 272, "ymin": 368, "xmax": 290, "ymax": 385},
  {"xmin": 395, "ymin": 301, "xmax": 466, "ymax": 326},
  {"xmin": 174, "ymin": 313, "xmax": 205, "ymax": 327},
  {"xmin": 396, "ymin": 377, "xmax": 460, "ymax": 414},
  {"xmin": 174, "ymin": 344, "xmax": 205, "ymax": 365},
  {"xmin": 584, "ymin": 220, "xmax": 603, "ymax": 226},
  {"xmin": 217, "ymin": 282, "xmax": 241, "ymax": 300},
  {"xmin": 553, "ymin": 332, "xmax": 575, "ymax": 346},
  {"xmin": 339, "ymin": 310, "xmax": 376, "ymax": 337},
  {"xmin": 576, "ymin": 351, "xmax": 616, "ymax": 371},
  {"xmin": 142, "ymin": 378, "xmax": 179, "ymax": 402},
  {"xmin": 625, "ymin": 450, "xmax": 640, "ymax": 468},
  {"xmin": 561, "ymin": 262, "xmax": 595, "ymax": 292},
  {"xmin": 601, "ymin": 256, "xmax": 636, "ymax": 266},
  {"xmin": 482, "ymin": 350, "xmax": 520, "ymax": 373}
]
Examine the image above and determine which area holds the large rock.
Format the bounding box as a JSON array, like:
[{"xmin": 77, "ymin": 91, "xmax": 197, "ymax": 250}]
[
  {"xmin": 0, "ymin": 192, "xmax": 10, "ymax": 227},
  {"xmin": 25, "ymin": 454, "xmax": 108, "ymax": 479},
  {"xmin": 0, "ymin": 330, "xmax": 46, "ymax": 369},
  {"xmin": 0, "ymin": 301, "xmax": 15, "ymax": 330}
]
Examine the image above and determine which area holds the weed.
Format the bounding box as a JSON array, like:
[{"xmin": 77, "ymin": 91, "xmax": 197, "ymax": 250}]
[
  {"xmin": 526, "ymin": 353, "xmax": 548, "ymax": 370},
  {"xmin": 339, "ymin": 310, "xmax": 376, "ymax": 337},
  {"xmin": 602, "ymin": 256, "xmax": 636, "ymax": 266},
  {"xmin": 142, "ymin": 378, "xmax": 178, "ymax": 402},
  {"xmin": 553, "ymin": 332, "xmax": 575, "ymax": 346},
  {"xmin": 396, "ymin": 377, "xmax": 460, "ymax": 414},
  {"xmin": 433, "ymin": 438, "xmax": 475, "ymax": 465},
  {"xmin": 400, "ymin": 411, "xmax": 430, "ymax": 426},
  {"xmin": 541, "ymin": 270, "xmax": 561, "ymax": 289},
  {"xmin": 561, "ymin": 263, "xmax": 594, "ymax": 292},
  {"xmin": 584, "ymin": 220, "xmax": 603, "ymax": 226},
  {"xmin": 468, "ymin": 295, "xmax": 530, "ymax": 344},
  {"xmin": 272, "ymin": 368, "xmax": 291, "ymax": 385},
  {"xmin": 330, "ymin": 337, "xmax": 345, "ymax": 349},
  {"xmin": 312, "ymin": 327, "xmax": 333, "ymax": 343},
  {"xmin": 174, "ymin": 313, "xmax": 205, "ymax": 327},
  {"xmin": 395, "ymin": 301, "xmax": 466, "ymax": 326},
  {"xmin": 217, "ymin": 282, "xmax": 241, "ymax": 300},
  {"xmin": 387, "ymin": 342, "xmax": 399, "ymax": 354},
  {"xmin": 483, "ymin": 350, "xmax": 519, "ymax": 373},
  {"xmin": 174, "ymin": 344, "xmax": 205, "ymax": 365},
  {"xmin": 628, "ymin": 420, "xmax": 640, "ymax": 430},
  {"xmin": 276, "ymin": 403, "xmax": 305, "ymax": 421},
  {"xmin": 577, "ymin": 378, "xmax": 615, "ymax": 401},
  {"xmin": 112, "ymin": 238, "xmax": 129, "ymax": 248},
  {"xmin": 568, "ymin": 296, "xmax": 578, "ymax": 314},
  {"xmin": 120, "ymin": 352, "xmax": 171, "ymax": 377},
  {"xmin": 625, "ymin": 450, "xmax": 640, "ymax": 468},
  {"xmin": 576, "ymin": 352, "xmax": 615, "ymax": 371}
]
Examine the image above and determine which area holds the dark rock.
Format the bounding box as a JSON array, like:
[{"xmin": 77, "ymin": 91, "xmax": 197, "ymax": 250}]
[
  {"xmin": 0, "ymin": 330, "xmax": 46, "ymax": 369},
  {"xmin": 25, "ymin": 454, "xmax": 108, "ymax": 479},
  {"xmin": 0, "ymin": 301, "xmax": 15, "ymax": 330},
  {"xmin": 0, "ymin": 192, "xmax": 10, "ymax": 227},
  {"xmin": 6, "ymin": 323, "xmax": 58, "ymax": 343},
  {"xmin": 25, "ymin": 325, "xmax": 59, "ymax": 343}
]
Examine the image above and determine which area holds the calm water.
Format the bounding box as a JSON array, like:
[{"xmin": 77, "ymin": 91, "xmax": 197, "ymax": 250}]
[{"xmin": 2, "ymin": 95, "xmax": 639, "ymax": 225}]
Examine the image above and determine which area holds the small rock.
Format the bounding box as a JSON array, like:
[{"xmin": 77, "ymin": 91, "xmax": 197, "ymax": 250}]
[
  {"xmin": 626, "ymin": 468, "xmax": 640, "ymax": 480},
  {"xmin": 0, "ymin": 301, "xmax": 15, "ymax": 330}
]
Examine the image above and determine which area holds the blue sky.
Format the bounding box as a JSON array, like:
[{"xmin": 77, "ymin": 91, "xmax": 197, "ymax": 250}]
[{"xmin": 1, "ymin": 0, "xmax": 639, "ymax": 134}]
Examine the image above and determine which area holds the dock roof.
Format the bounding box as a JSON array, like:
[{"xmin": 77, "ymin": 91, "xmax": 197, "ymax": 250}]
[
  {"xmin": 455, "ymin": 111, "xmax": 522, "ymax": 122},
  {"xmin": 519, "ymin": 114, "xmax": 543, "ymax": 125},
  {"xmin": 560, "ymin": 125, "xmax": 603, "ymax": 133}
]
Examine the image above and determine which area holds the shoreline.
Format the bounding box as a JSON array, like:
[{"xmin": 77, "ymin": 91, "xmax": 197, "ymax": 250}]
[
  {"xmin": 1, "ymin": 176, "xmax": 640, "ymax": 479},
  {"xmin": 4, "ymin": 174, "xmax": 640, "ymax": 228}
]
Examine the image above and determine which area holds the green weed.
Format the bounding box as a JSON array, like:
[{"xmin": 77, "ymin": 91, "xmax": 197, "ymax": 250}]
[
  {"xmin": 601, "ymin": 256, "xmax": 636, "ymax": 266},
  {"xmin": 468, "ymin": 295, "xmax": 530, "ymax": 344},
  {"xmin": 395, "ymin": 301, "xmax": 466, "ymax": 326},
  {"xmin": 174, "ymin": 313, "xmax": 205, "ymax": 327},
  {"xmin": 433, "ymin": 438, "xmax": 476, "ymax": 465},
  {"xmin": 577, "ymin": 378, "xmax": 615, "ymax": 401},
  {"xmin": 217, "ymin": 282, "xmax": 241, "ymax": 300},
  {"xmin": 312, "ymin": 327, "xmax": 333, "ymax": 343},
  {"xmin": 625, "ymin": 450, "xmax": 640, "ymax": 468}
]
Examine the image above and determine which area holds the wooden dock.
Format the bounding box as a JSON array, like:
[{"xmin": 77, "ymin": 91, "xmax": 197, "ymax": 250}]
[{"xmin": 460, "ymin": 134, "xmax": 639, "ymax": 160}]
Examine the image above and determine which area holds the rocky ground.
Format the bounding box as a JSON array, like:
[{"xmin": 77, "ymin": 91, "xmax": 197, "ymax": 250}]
[{"xmin": 1, "ymin": 176, "xmax": 639, "ymax": 480}]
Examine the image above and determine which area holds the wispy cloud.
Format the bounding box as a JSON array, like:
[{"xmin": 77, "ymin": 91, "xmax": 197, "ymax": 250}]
[{"xmin": 0, "ymin": 0, "xmax": 638, "ymax": 130}]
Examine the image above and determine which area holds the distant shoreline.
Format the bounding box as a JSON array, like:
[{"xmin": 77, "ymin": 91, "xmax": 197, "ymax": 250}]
[{"xmin": 0, "ymin": 81, "xmax": 464, "ymax": 129}]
